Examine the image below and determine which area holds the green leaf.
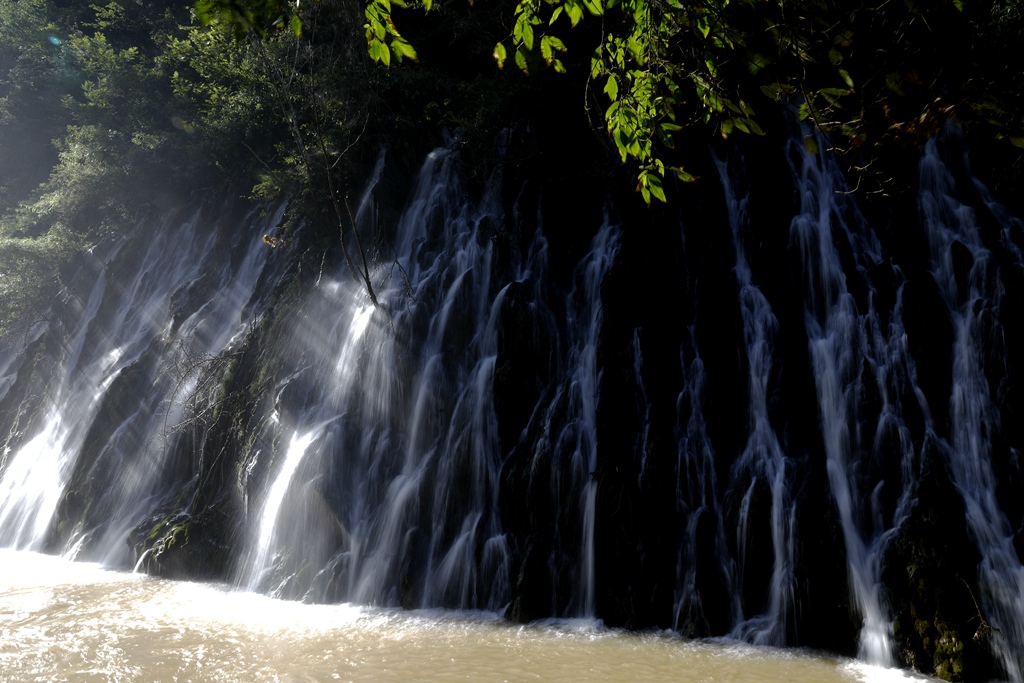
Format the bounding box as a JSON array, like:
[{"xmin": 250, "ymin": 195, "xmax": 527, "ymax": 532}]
[
  {"xmin": 604, "ymin": 74, "xmax": 618, "ymax": 101},
  {"xmin": 612, "ymin": 127, "xmax": 629, "ymax": 162},
  {"xmin": 290, "ymin": 14, "xmax": 302, "ymax": 37},
  {"xmin": 553, "ymin": 58, "xmax": 566, "ymax": 73},
  {"xmin": 838, "ymin": 69, "xmax": 854, "ymax": 89},
  {"xmin": 547, "ymin": 35, "xmax": 566, "ymax": 52},
  {"xmin": 522, "ymin": 22, "xmax": 535, "ymax": 50},
  {"xmin": 760, "ymin": 83, "xmax": 781, "ymax": 100},
  {"xmin": 514, "ymin": 47, "xmax": 528, "ymax": 73},
  {"xmin": 392, "ymin": 37, "xmax": 418, "ymax": 61},
  {"xmin": 493, "ymin": 42, "xmax": 507, "ymax": 68},
  {"xmin": 646, "ymin": 173, "xmax": 666, "ymax": 202},
  {"xmin": 885, "ymin": 71, "xmax": 905, "ymax": 96},
  {"xmin": 368, "ymin": 39, "xmax": 384, "ymax": 63},
  {"xmin": 541, "ymin": 35, "xmax": 552, "ymax": 63},
  {"xmin": 424, "ymin": 0, "xmax": 433, "ymax": 9},
  {"xmin": 672, "ymin": 167, "xmax": 697, "ymax": 183},
  {"xmin": 1009, "ymin": 137, "xmax": 1024, "ymax": 149},
  {"xmin": 748, "ymin": 52, "xmax": 770, "ymax": 74},
  {"xmin": 371, "ymin": 18, "xmax": 385, "ymax": 41},
  {"xmin": 550, "ymin": 6, "xmax": 563, "ymax": 24},
  {"xmin": 623, "ymin": 37, "xmax": 638, "ymax": 62},
  {"xmin": 817, "ymin": 87, "xmax": 851, "ymax": 108},
  {"xmin": 804, "ymin": 135, "xmax": 819, "ymax": 154},
  {"xmin": 818, "ymin": 87, "xmax": 850, "ymax": 97},
  {"xmin": 567, "ymin": 1, "xmax": 584, "ymax": 26}
]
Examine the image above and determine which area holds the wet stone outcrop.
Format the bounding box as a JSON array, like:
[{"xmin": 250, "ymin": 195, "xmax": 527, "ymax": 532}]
[{"xmin": 883, "ymin": 443, "xmax": 999, "ymax": 681}]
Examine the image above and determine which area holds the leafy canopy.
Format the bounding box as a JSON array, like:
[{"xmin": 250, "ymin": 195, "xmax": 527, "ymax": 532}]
[{"xmin": 368, "ymin": 0, "xmax": 1024, "ymax": 202}]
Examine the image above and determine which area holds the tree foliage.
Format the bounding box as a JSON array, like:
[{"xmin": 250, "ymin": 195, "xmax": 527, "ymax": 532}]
[
  {"xmin": 0, "ymin": 0, "xmax": 299, "ymax": 331},
  {"xmin": 365, "ymin": 0, "xmax": 1024, "ymax": 202}
]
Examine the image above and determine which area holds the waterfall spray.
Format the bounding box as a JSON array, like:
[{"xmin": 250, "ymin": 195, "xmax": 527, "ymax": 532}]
[{"xmin": 0, "ymin": 205, "xmax": 277, "ymax": 561}]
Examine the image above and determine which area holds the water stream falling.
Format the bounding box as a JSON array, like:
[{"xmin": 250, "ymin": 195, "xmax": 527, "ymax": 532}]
[
  {"xmin": 567, "ymin": 220, "xmax": 620, "ymax": 618},
  {"xmin": 918, "ymin": 133, "xmax": 1024, "ymax": 681},
  {"xmin": 0, "ymin": 204, "xmax": 282, "ymax": 562},
  {"xmin": 234, "ymin": 147, "xmax": 516, "ymax": 609},
  {"xmin": 672, "ymin": 346, "xmax": 741, "ymax": 635},
  {"xmin": 233, "ymin": 142, "xmax": 623, "ymax": 620},
  {"xmin": 715, "ymin": 152, "xmax": 797, "ymax": 646},
  {"xmin": 787, "ymin": 129, "xmax": 915, "ymax": 665}
]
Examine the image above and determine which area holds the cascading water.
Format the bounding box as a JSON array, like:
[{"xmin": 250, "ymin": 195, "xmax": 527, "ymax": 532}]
[
  {"xmin": 237, "ymin": 142, "xmax": 621, "ymax": 617},
  {"xmin": 235, "ymin": 147, "xmax": 516, "ymax": 610},
  {"xmin": 3, "ymin": 121, "xmax": 1024, "ymax": 682},
  {"xmin": 918, "ymin": 133, "xmax": 1024, "ymax": 681},
  {"xmin": 510, "ymin": 218, "xmax": 620, "ymax": 619},
  {"xmin": 790, "ymin": 141, "xmax": 894, "ymax": 663},
  {"xmin": 0, "ymin": 203, "xmax": 281, "ymax": 562},
  {"xmin": 787, "ymin": 128, "xmax": 927, "ymax": 666},
  {"xmin": 0, "ymin": 258, "xmax": 113, "ymax": 550},
  {"xmin": 567, "ymin": 221, "xmax": 620, "ymax": 618},
  {"xmin": 672, "ymin": 345, "xmax": 742, "ymax": 636},
  {"xmin": 668, "ymin": 136, "xmax": 926, "ymax": 657},
  {"xmin": 715, "ymin": 152, "xmax": 797, "ymax": 646}
]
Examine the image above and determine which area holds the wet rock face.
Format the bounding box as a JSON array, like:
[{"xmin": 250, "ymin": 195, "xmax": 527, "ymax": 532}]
[
  {"xmin": 128, "ymin": 506, "xmax": 232, "ymax": 581},
  {"xmin": 882, "ymin": 443, "xmax": 999, "ymax": 681},
  {"xmin": 494, "ymin": 281, "xmax": 553, "ymax": 458}
]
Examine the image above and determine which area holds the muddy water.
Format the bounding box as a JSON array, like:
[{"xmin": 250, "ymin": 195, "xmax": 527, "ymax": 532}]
[{"xmin": 0, "ymin": 550, "xmax": 935, "ymax": 683}]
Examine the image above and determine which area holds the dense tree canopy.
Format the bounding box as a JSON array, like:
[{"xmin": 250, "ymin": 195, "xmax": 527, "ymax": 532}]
[
  {"xmin": 476, "ymin": 0, "xmax": 1024, "ymax": 200},
  {"xmin": 197, "ymin": 0, "xmax": 1024, "ymax": 202}
]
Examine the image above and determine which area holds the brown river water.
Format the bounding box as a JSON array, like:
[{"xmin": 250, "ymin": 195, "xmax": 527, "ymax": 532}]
[{"xmin": 0, "ymin": 549, "xmax": 938, "ymax": 683}]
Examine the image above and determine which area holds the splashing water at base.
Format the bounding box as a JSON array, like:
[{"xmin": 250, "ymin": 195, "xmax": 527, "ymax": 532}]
[{"xmin": 0, "ymin": 549, "xmax": 939, "ymax": 683}]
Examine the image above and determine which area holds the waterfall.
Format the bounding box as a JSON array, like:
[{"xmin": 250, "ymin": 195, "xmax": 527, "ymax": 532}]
[
  {"xmin": 2, "ymin": 123, "xmax": 1024, "ymax": 681},
  {"xmin": 569, "ymin": 221, "xmax": 620, "ymax": 618},
  {"xmin": 919, "ymin": 134, "xmax": 1024, "ymax": 681},
  {"xmin": 715, "ymin": 152, "xmax": 797, "ymax": 646},
  {"xmin": 235, "ymin": 136, "xmax": 622, "ymax": 614},
  {"xmin": 673, "ymin": 346, "xmax": 742, "ymax": 635},
  {"xmin": 235, "ymin": 146, "xmax": 516, "ymax": 610},
  {"xmin": 0, "ymin": 204, "xmax": 280, "ymax": 561},
  {"xmin": 787, "ymin": 128, "xmax": 925, "ymax": 666},
  {"xmin": 513, "ymin": 217, "xmax": 619, "ymax": 619},
  {"xmin": 790, "ymin": 134, "xmax": 894, "ymax": 664}
]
